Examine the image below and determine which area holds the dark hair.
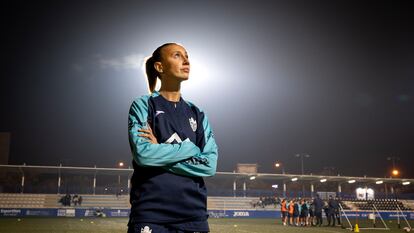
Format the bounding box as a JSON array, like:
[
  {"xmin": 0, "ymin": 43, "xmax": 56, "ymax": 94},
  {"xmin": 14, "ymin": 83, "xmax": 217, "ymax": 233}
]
[{"xmin": 145, "ymin": 43, "xmax": 177, "ymax": 93}]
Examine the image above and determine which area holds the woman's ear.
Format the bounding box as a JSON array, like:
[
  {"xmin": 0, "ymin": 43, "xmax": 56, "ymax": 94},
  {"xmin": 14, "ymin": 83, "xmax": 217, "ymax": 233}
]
[{"xmin": 154, "ymin": 62, "xmax": 163, "ymax": 73}]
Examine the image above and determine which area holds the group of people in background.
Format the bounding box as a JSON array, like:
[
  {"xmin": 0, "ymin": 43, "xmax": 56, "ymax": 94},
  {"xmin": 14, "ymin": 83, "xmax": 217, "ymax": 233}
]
[
  {"xmin": 59, "ymin": 193, "xmax": 82, "ymax": 206},
  {"xmin": 251, "ymin": 196, "xmax": 280, "ymax": 208},
  {"xmin": 280, "ymin": 194, "xmax": 341, "ymax": 227}
]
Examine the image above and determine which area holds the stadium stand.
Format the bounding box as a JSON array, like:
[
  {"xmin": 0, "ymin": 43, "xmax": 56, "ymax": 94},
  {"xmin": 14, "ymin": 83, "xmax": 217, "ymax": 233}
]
[
  {"xmin": 401, "ymin": 199, "xmax": 414, "ymax": 210},
  {"xmin": 0, "ymin": 193, "xmax": 129, "ymax": 209},
  {"xmin": 341, "ymin": 198, "xmax": 412, "ymax": 211},
  {"xmin": 0, "ymin": 194, "xmax": 262, "ymax": 210},
  {"xmin": 0, "ymin": 193, "xmax": 46, "ymax": 208},
  {"xmin": 57, "ymin": 194, "xmax": 130, "ymax": 208},
  {"xmin": 207, "ymin": 196, "xmax": 258, "ymax": 210},
  {"xmin": 45, "ymin": 194, "xmax": 61, "ymax": 208}
]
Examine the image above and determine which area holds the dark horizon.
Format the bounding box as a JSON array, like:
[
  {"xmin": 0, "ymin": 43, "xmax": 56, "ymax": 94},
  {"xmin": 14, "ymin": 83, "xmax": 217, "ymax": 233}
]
[{"xmin": 1, "ymin": 1, "xmax": 413, "ymax": 178}]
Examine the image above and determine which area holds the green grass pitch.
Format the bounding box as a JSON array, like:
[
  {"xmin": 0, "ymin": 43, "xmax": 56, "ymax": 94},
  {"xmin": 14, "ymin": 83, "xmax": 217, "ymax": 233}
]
[{"xmin": 0, "ymin": 218, "xmax": 412, "ymax": 233}]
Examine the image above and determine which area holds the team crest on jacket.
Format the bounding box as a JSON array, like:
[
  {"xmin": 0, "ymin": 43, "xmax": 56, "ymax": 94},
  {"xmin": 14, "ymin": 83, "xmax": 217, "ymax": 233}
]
[
  {"xmin": 189, "ymin": 117, "xmax": 197, "ymax": 132},
  {"xmin": 141, "ymin": 226, "xmax": 152, "ymax": 233}
]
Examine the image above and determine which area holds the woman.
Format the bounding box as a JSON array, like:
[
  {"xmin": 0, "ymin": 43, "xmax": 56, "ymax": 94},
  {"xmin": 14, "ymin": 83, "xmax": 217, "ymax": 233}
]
[
  {"xmin": 308, "ymin": 198, "xmax": 315, "ymax": 226},
  {"xmin": 293, "ymin": 199, "xmax": 301, "ymax": 226},
  {"xmin": 288, "ymin": 199, "xmax": 294, "ymax": 226},
  {"xmin": 300, "ymin": 199, "xmax": 309, "ymax": 226},
  {"xmin": 127, "ymin": 43, "xmax": 219, "ymax": 233},
  {"xmin": 280, "ymin": 198, "xmax": 288, "ymax": 226}
]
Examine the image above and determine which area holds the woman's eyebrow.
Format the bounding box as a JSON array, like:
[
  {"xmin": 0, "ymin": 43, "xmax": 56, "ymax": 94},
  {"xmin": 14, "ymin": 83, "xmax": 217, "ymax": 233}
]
[{"xmin": 171, "ymin": 50, "xmax": 188, "ymax": 55}]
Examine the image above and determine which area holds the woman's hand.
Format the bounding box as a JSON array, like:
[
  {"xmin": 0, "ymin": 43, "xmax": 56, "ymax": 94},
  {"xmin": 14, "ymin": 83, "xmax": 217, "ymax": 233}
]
[{"xmin": 138, "ymin": 126, "xmax": 158, "ymax": 144}]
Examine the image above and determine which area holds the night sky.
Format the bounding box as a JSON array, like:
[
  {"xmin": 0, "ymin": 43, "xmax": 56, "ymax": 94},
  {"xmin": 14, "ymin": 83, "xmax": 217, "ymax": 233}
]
[{"xmin": 2, "ymin": 1, "xmax": 413, "ymax": 178}]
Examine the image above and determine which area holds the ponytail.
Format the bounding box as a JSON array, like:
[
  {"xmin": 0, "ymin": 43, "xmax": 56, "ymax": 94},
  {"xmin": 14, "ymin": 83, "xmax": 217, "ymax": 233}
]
[
  {"xmin": 145, "ymin": 56, "xmax": 158, "ymax": 93},
  {"xmin": 144, "ymin": 42, "xmax": 177, "ymax": 93}
]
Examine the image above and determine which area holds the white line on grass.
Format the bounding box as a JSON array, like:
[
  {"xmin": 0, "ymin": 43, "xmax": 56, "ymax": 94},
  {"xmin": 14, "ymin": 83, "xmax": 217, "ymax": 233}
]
[{"xmin": 235, "ymin": 229, "xmax": 260, "ymax": 233}]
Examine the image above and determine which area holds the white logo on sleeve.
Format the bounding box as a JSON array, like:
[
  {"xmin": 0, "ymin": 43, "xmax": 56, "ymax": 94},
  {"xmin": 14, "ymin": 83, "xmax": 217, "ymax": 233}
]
[
  {"xmin": 141, "ymin": 226, "xmax": 152, "ymax": 233},
  {"xmin": 189, "ymin": 117, "xmax": 197, "ymax": 132},
  {"xmin": 155, "ymin": 110, "xmax": 165, "ymax": 117}
]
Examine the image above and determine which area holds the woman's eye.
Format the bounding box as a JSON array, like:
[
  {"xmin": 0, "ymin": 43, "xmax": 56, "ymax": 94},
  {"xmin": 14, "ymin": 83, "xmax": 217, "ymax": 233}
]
[{"xmin": 174, "ymin": 53, "xmax": 180, "ymax": 58}]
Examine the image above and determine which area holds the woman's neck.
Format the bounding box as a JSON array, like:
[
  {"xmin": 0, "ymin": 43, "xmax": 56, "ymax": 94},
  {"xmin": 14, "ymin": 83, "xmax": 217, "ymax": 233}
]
[
  {"xmin": 159, "ymin": 90, "xmax": 181, "ymax": 102},
  {"xmin": 159, "ymin": 83, "xmax": 181, "ymax": 102}
]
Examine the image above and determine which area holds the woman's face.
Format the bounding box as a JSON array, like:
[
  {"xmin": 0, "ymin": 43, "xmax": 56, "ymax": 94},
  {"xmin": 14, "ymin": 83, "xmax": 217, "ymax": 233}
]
[{"xmin": 159, "ymin": 44, "xmax": 190, "ymax": 81}]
